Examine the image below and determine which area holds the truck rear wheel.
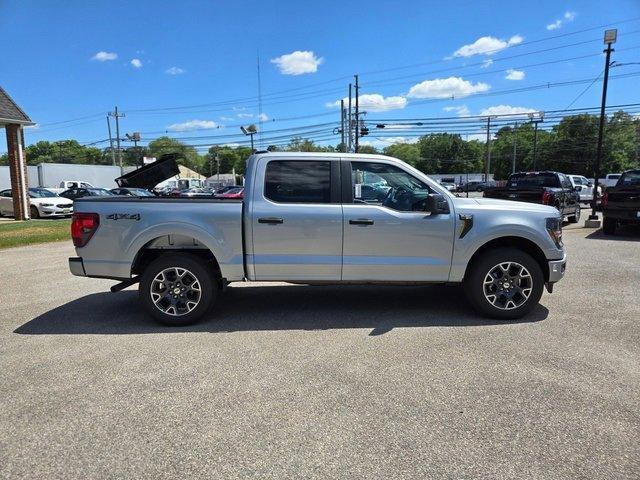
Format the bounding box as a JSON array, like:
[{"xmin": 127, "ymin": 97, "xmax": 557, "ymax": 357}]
[
  {"xmin": 602, "ymin": 216, "xmax": 616, "ymax": 235},
  {"xmin": 464, "ymin": 248, "xmax": 544, "ymax": 320},
  {"xmin": 139, "ymin": 253, "xmax": 217, "ymax": 326}
]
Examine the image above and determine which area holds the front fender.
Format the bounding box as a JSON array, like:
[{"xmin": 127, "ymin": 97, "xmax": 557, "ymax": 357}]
[{"xmin": 449, "ymin": 213, "xmax": 561, "ymax": 282}]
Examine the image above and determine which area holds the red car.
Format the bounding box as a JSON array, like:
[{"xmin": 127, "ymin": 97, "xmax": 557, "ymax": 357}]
[{"xmin": 218, "ymin": 187, "xmax": 244, "ymax": 199}]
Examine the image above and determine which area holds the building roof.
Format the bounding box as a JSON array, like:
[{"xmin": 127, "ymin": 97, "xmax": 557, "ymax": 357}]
[{"xmin": 0, "ymin": 87, "xmax": 34, "ymax": 125}]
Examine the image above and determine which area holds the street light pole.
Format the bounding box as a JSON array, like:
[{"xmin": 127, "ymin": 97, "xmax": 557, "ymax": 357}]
[{"xmin": 588, "ymin": 29, "xmax": 617, "ymax": 225}]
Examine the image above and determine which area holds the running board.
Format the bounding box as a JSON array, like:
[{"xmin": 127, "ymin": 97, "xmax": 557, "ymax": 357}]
[{"xmin": 110, "ymin": 276, "xmax": 140, "ymax": 293}]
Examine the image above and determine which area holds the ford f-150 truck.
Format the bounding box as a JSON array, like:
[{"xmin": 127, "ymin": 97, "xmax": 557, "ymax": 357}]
[
  {"xmin": 69, "ymin": 152, "xmax": 566, "ymax": 325},
  {"xmin": 602, "ymin": 169, "xmax": 640, "ymax": 235},
  {"xmin": 483, "ymin": 171, "xmax": 581, "ymax": 223}
]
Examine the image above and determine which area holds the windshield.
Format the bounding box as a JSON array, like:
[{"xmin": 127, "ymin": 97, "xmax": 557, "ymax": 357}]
[
  {"xmin": 28, "ymin": 188, "xmax": 56, "ymax": 198},
  {"xmin": 508, "ymin": 173, "xmax": 560, "ymax": 188},
  {"xmin": 130, "ymin": 189, "xmax": 154, "ymax": 196},
  {"xmin": 619, "ymin": 171, "xmax": 640, "ymax": 186},
  {"xmin": 88, "ymin": 188, "xmax": 113, "ymax": 196}
]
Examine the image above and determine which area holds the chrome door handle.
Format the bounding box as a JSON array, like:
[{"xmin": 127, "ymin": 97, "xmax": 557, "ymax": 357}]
[
  {"xmin": 349, "ymin": 219, "xmax": 374, "ymax": 226},
  {"xmin": 258, "ymin": 217, "xmax": 283, "ymax": 225}
]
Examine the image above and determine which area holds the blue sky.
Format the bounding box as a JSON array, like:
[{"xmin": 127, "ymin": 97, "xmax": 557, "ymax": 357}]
[{"xmin": 2, "ymin": 0, "xmax": 639, "ymax": 151}]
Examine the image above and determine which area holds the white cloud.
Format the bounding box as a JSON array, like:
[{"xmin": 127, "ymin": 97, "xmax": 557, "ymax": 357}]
[
  {"xmin": 167, "ymin": 120, "xmax": 219, "ymax": 132},
  {"xmin": 165, "ymin": 66, "xmax": 185, "ymax": 75},
  {"xmin": 546, "ymin": 20, "xmax": 562, "ymax": 30},
  {"xmin": 326, "ymin": 93, "xmax": 407, "ymax": 112},
  {"xmin": 91, "ymin": 51, "xmax": 117, "ymax": 61},
  {"xmin": 408, "ymin": 77, "xmax": 490, "ymax": 99},
  {"xmin": 258, "ymin": 113, "xmax": 269, "ymax": 122},
  {"xmin": 481, "ymin": 59, "xmax": 494, "ymax": 69},
  {"xmin": 547, "ymin": 11, "xmax": 576, "ymax": 30},
  {"xmin": 220, "ymin": 116, "xmax": 234, "ymax": 122},
  {"xmin": 237, "ymin": 113, "xmax": 253, "ymax": 118},
  {"xmin": 479, "ymin": 105, "xmax": 536, "ymax": 117},
  {"xmin": 505, "ymin": 68, "xmax": 525, "ymax": 80},
  {"xmin": 443, "ymin": 105, "xmax": 471, "ymax": 117},
  {"xmin": 130, "ymin": 58, "xmax": 142, "ymax": 68},
  {"xmin": 270, "ymin": 50, "xmax": 323, "ymax": 75},
  {"xmin": 453, "ymin": 35, "xmax": 522, "ymax": 57}
]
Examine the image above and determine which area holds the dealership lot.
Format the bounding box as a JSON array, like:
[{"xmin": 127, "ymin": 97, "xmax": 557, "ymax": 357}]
[{"xmin": 1, "ymin": 223, "xmax": 639, "ymax": 479}]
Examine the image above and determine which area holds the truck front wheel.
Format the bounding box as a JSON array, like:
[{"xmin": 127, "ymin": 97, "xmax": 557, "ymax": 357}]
[
  {"xmin": 139, "ymin": 253, "xmax": 217, "ymax": 326},
  {"xmin": 464, "ymin": 248, "xmax": 544, "ymax": 320}
]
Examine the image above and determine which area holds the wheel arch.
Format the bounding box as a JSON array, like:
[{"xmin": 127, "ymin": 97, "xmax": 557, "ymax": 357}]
[
  {"xmin": 464, "ymin": 236, "xmax": 549, "ymax": 282},
  {"xmin": 131, "ymin": 236, "xmax": 223, "ymax": 284}
]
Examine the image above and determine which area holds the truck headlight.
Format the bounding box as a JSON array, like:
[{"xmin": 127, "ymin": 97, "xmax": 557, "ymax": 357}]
[{"xmin": 546, "ymin": 217, "xmax": 563, "ymax": 248}]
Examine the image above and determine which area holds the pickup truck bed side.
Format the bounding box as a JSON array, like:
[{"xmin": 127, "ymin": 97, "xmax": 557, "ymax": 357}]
[{"xmin": 72, "ymin": 197, "xmax": 244, "ymax": 281}]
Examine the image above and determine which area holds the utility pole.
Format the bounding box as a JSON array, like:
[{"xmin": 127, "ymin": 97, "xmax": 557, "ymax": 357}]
[
  {"xmin": 109, "ymin": 106, "xmax": 125, "ymax": 173},
  {"xmin": 340, "ymin": 99, "xmax": 345, "ymax": 151},
  {"xmin": 354, "ymin": 74, "xmax": 359, "ymax": 153},
  {"xmin": 348, "ymin": 84, "xmax": 352, "ymax": 152},
  {"xmin": 485, "ymin": 116, "xmax": 491, "ymax": 181},
  {"xmin": 588, "ymin": 29, "xmax": 617, "ymax": 225},
  {"xmin": 512, "ymin": 122, "xmax": 518, "ymax": 174},
  {"xmin": 528, "ymin": 112, "xmax": 544, "ymax": 171},
  {"xmin": 106, "ymin": 116, "xmax": 116, "ymax": 166}
]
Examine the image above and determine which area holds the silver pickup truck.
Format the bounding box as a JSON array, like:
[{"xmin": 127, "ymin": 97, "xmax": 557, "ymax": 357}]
[{"xmin": 69, "ymin": 152, "xmax": 566, "ymax": 325}]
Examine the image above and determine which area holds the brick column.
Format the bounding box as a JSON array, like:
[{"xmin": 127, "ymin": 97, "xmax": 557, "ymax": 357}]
[{"xmin": 6, "ymin": 124, "xmax": 30, "ymax": 220}]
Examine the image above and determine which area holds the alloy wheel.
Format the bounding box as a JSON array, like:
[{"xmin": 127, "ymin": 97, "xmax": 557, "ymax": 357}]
[
  {"xmin": 150, "ymin": 267, "xmax": 202, "ymax": 316},
  {"xmin": 482, "ymin": 262, "xmax": 533, "ymax": 310}
]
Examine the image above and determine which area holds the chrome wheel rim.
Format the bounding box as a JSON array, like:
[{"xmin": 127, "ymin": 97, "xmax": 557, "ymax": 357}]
[
  {"xmin": 483, "ymin": 262, "xmax": 532, "ymax": 310},
  {"xmin": 150, "ymin": 267, "xmax": 202, "ymax": 316}
]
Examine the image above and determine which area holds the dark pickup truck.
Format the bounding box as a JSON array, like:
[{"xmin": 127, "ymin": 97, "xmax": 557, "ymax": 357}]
[
  {"xmin": 602, "ymin": 169, "xmax": 640, "ymax": 235},
  {"xmin": 484, "ymin": 171, "xmax": 581, "ymax": 223}
]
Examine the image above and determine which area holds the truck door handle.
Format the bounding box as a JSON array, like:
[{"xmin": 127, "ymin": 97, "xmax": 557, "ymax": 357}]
[
  {"xmin": 349, "ymin": 219, "xmax": 374, "ymax": 226},
  {"xmin": 258, "ymin": 217, "xmax": 284, "ymax": 225}
]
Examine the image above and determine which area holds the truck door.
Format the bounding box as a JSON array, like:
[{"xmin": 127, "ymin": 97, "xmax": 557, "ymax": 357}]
[
  {"xmin": 341, "ymin": 159, "xmax": 455, "ymax": 281},
  {"xmin": 250, "ymin": 157, "xmax": 343, "ymax": 281}
]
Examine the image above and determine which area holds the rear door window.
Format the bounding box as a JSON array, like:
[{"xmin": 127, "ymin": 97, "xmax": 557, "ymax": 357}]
[{"xmin": 264, "ymin": 160, "xmax": 331, "ymax": 203}]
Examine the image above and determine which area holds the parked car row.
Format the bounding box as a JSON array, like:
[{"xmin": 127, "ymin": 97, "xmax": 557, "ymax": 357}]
[{"xmin": 0, "ymin": 187, "xmax": 74, "ymax": 218}]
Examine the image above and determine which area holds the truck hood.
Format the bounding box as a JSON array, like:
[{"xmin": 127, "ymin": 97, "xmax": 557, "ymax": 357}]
[{"xmin": 464, "ymin": 197, "xmax": 559, "ymax": 215}]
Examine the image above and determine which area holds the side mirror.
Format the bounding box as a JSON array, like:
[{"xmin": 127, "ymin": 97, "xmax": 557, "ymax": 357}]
[
  {"xmin": 425, "ymin": 193, "xmax": 450, "ymax": 215},
  {"xmin": 574, "ymin": 186, "xmax": 581, "ymax": 192},
  {"xmin": 587, "ymin": 182, "xmax": 593, "ymax": 187}
]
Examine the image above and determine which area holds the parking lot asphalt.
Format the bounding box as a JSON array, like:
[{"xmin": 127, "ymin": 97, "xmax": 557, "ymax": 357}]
[{"xmin": 1, "ymin": 222, "xmax": 639, "ymax": 479}]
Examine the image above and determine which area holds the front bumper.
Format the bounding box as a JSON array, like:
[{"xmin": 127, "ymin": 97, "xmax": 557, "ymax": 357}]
[
  {"xmin": 547, "ymin": 253, "xmax": 567, "ymax": 283},
  {"xmin": 40, "ymin": 205, "xmax": 73, "ymax": 216},
  {"xmin": 69, "ymin": 257, "xmax": 86, "ymax": 276}
]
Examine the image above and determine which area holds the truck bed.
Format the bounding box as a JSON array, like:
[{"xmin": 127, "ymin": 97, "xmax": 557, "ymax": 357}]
[{"xmin": 72, "ymin": 196, "xmax": 244, "ymax": 280}]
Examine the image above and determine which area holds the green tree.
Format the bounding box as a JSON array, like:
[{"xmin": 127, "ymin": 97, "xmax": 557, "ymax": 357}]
[
  {"xmin": 357, "ymin": 145, "xmax": 378, "ymax": 154},
  {"xmin": 147, "ymin": 136, "xmax": 204, "ymax": 174},
  {"xmin": 383, "ymin": 143, "xmax": 420, "ymax": 166}
]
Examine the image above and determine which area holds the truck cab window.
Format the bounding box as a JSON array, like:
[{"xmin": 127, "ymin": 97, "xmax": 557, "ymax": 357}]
[
  {"xmin": 351, "ymin": 161, "xmax": 431, "ymax": 212},
  {"xmin": 265, "ymin": 160, "xmax": 331, "ymax": 203}
]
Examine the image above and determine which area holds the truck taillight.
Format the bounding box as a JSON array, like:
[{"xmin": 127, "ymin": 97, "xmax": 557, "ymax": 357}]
[
  {"xmin": 71, "ymin": 213, "xmax": 100, "ymax": 247},
  {"xmin": 601, "ymin": 192, "xmax": 609, "ymax": 206},
  {"xmin": 542, "ymin": 191, "xmax": 552, "ymax": 205}
]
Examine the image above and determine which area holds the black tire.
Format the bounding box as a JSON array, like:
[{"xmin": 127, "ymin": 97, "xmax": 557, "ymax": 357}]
[
  {"xmin": 30, "ymin": 205, "xmax": 40, "ymax": 219},
  {"xmin": 139, "ymin": 253, "xmax": 217, "ymax": 326},
  {"xmin": 568, "ymin": 205, "xmax": 580, "ymax": 223},
  {"xmin": 602, "ymin": 216, "xmax": 616, "ymax": 235},
  {"xmin": 463, "ymin": 248, "xmax": 544, "ymax": 320}
]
